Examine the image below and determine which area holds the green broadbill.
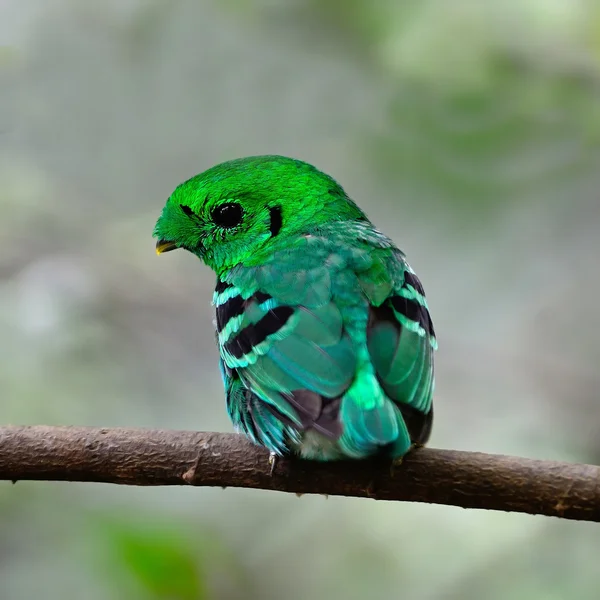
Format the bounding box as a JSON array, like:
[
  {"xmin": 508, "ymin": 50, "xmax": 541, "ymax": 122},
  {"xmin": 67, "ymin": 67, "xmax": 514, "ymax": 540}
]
[{"xmin": 154, "ymin": 155, "xmax": 437, "ymax": 461}]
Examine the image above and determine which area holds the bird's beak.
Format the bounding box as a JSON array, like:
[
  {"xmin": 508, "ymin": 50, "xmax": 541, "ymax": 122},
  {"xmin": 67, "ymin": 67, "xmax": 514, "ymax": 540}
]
[{"xmin": 155, "ymin": 239, "xmax": 178, "ymax": 255}]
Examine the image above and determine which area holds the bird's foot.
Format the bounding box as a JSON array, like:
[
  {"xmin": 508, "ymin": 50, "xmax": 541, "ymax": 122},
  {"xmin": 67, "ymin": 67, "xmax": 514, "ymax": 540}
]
[
  {"xmin": 389, "ymin": 456, "xmax": 403, "ymax": 478},
  {"xmin": 389, "ymin": 443, "xmax": 419, "ymax": 478},
  {"xmin": 268, "ymin": 452, "xmax": 278, "ymax": 476}
]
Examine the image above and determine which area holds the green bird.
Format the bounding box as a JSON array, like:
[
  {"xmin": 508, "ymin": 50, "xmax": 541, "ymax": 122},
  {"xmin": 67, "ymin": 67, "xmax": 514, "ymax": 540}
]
[{"xmin": 154, "ymin": 155, "xmax": 437, "ymax": 465}]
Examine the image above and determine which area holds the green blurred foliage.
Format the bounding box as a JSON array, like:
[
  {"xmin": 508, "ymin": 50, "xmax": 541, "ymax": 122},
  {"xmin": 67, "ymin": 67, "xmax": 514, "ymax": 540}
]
[
  {"xmin": 90, "ymin": 514, "xmax": 251, "ymax": 599},
  {"xmin": 100, "ymin": 519, "xmax": 208, "ymax": 599},
  {"xmin": 1, "ymin": 1, "xmax": 600, "ymax": 599}
]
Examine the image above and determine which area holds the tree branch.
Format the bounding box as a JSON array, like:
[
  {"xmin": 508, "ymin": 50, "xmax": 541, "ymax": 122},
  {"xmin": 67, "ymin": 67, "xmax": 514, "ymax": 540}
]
[{"xmin": 0, "ymin": 426, "xmax": 599, "ymax": 522}]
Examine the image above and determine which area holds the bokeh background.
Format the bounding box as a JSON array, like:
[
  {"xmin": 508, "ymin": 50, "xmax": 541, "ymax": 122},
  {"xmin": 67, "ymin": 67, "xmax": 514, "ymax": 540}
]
[{"xmin": 2, "ymin": 1, "xmax": 600, "ymax": 598}]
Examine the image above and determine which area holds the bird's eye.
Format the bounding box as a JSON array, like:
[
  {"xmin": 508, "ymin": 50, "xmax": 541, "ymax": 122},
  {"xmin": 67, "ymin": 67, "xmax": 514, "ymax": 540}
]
[{"xmin": 211, "ymin": 203, "xmax": 243, "ymax": 228}]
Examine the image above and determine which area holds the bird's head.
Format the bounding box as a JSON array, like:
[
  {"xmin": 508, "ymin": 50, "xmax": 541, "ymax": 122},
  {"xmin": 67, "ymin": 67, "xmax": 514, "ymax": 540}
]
[{"xmin": 153, "ymin": 155, "xmax": 365, "ymax": 275}]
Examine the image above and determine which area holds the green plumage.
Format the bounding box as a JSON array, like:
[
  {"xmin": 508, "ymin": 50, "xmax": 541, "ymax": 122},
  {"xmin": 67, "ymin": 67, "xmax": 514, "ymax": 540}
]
[{"xmin": 154, "ymin": 155, "xmax": 436, "ymax": 460}]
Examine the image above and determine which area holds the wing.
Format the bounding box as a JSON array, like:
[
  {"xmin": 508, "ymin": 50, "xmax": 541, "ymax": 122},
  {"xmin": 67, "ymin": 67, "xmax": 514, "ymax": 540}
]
[
  {"xmin": 214, "ymin": 245, "xmax": 357, "ymax": 454},
  {"xmin": 215, "ymin": 231, "xmax": 436, "ymax": 458},
  {"xmin": 219, "ymin": 357, "xmax": 299, "ymax": 454},
  {"xmin": 363, "ymin": 251, "xmax": 437, "ymax": 448}
]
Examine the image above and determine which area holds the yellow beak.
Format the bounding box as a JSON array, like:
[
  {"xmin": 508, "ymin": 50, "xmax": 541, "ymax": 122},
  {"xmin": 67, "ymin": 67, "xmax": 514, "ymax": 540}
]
[{"xmin": 155, "ymin": 239, "xmax": 178, "ymax": 255}]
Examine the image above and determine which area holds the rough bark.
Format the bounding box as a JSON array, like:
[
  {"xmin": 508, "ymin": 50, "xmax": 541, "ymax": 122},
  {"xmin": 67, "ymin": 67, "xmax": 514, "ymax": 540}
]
[{"xmin": 0, "ymin": 426, "xmax": 599, "ymax": 522}]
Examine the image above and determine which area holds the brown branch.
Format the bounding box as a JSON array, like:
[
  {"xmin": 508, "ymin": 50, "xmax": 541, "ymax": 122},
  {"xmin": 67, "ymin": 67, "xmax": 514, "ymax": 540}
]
[{"xmin": 0, "ymin": 426, "xmax": 599, "ymax": 522}]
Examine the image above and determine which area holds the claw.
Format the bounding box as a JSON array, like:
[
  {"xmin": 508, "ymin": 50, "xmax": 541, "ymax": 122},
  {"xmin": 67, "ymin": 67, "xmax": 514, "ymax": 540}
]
[
  {"xmin": 390, "ymin": 443, "xmax": 419, "ymax": 477},
  {"xmin": 268, "ymin": 452, "xmax": 278, "ymax": 476},
  {"xmin": 390, "ymin": 456, "xmax": 403, "ymax": 478}
]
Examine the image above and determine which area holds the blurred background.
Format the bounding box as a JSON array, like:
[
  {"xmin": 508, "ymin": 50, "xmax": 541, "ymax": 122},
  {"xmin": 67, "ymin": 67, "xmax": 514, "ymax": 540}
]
[{"xmin": 1, "ymin": 1, "xmax": 600, "ymax": 598}]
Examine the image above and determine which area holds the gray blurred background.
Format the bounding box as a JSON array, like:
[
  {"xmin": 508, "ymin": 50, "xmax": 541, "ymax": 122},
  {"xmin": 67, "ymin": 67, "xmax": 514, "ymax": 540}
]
[{"xmin": 1, "ymin": 1, "xmax": 600, "ymax": 599}]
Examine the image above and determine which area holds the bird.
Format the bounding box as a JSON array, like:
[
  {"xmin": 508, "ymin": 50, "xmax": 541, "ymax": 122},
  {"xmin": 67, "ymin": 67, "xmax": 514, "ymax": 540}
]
[{"xmin": 153, "ymin": 155, "xmax": 437, "ymax": 469}]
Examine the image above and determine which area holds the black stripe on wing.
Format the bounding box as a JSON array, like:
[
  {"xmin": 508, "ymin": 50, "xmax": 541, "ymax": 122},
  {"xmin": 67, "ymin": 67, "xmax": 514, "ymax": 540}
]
[
  {"xmin": 390, "ymin": 296, "xmax": 435, "ymax": 337},
  {"xmin": 224, "ymin": 305, "xmax": 295, "ymax": 359},
  {"xmin": 215, "ymin": 279, "xmax": 233, "ymax": 295},
  {"xmin": 216, "ymin": 294, "xmax": 244, "ymax": 332},
  {"xmin": 390, "ymin": 272, "xmax": 436, "ymax": 338},
  {"xmin": 403, "ymin": 271, "xmax": 426, "ymax": 296},
  {"xmin": 215, "ymin": 288, "xmax": 274, "ymax": 334}
]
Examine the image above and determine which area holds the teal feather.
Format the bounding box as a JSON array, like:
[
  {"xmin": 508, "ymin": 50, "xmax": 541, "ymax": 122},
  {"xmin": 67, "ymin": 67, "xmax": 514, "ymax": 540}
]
[
  {"xmin": 216, "ymin": 222, "xmax": 436, "ymax": 460},
  {"xmin": 219, "ymin": 358, "xmax": 298, "ymax": 453}
]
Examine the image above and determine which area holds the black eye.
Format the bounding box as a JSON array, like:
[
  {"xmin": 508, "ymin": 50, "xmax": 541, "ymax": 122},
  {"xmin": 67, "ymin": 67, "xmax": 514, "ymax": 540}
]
[
  {"xmin": 180, "ymin": 204, "xmax": 194, "ymax": 216},
  {"xmin": 211, "ymin": 203, "xmax": 243, "ymax": 228}
]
